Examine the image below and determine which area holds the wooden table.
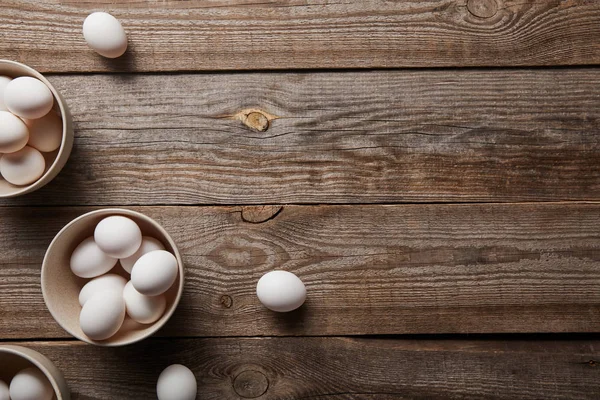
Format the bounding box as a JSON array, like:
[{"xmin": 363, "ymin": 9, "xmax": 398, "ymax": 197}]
[{"xmin": 1, "ymin": 0, "xmax": 600, "ymax": 398}]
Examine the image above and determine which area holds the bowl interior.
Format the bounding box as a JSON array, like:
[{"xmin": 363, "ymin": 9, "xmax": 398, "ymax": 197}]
[
  {"xmin": 0, "ymin": 60, "xmax": 73, "ymax": 197},
  {"xmin": 42, "ymin": 209, "xmax": 183, "ymax": 346},
  {"xmin": 0, "ymin": 348, "xmax": 60, "ymax": 400}
]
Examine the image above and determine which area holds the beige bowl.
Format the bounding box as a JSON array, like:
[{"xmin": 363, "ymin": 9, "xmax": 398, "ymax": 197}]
[
  {"xmin": 42, "ymin": 209, "xmax": 184, "ymax": 346},
  {"xmin": 0, "ymin": 59, "xmax": 74, "ymax": 197},
  {"xmin": 0, "ymin": 345, "xmax": 70, "ymax": 399}
]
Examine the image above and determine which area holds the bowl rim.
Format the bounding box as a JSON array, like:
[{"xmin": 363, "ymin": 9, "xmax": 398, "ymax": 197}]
[
  {"xmin": 0, "ymin": 344, "xmax": 69, "ymax": 399},
  {"xmin": 41, "ymin": 208, "xmax": 185, "ymax": 347},
  {"xmin": 0, "ymin": 59, "xmax": 74, "ymax": 198}
]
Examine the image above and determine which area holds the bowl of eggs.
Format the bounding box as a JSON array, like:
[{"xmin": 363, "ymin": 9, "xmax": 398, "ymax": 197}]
[
  {"xmin": 0, "ymin": 59, "xmax": 74, "ymax": 198},
  {"xmin": 41, "ymin": 209, "xmax": 184, "ymax": 346},
  {"xmin": 0, "ymin": 345, "xmax": 70, "ymax": 400}
]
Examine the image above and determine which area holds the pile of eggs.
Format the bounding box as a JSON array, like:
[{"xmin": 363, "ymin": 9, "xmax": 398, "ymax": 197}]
[
  {"xmin": 0, "ymin": 367, "xmax": 54, "ymax": 400},
  {"xmin": 70, "ymin": 215, "xmax": 178, "ymax": 341},
  {"xmin": 0, "ymin": 75, "xmax": 62, "ymax": 186}
]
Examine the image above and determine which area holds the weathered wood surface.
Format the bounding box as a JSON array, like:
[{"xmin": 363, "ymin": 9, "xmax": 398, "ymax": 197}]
[
  {"xmin": 1, "ymin": 69, "xmax": 599, "ymax": 206},
  {"xmin": 5, "ymin": 338, "xmax": 599, "ymax": 399},
  {"xmin": 2, "ymin": 203, "xmax": 599, "ymax": 339},
  {"xmin": 2, "ymin": 0, "xmax": 600, "ymax": 72}
]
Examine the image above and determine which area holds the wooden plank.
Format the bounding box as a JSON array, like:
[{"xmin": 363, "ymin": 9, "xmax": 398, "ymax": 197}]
[
  {"xmin": 2, "ymin": 0, "xmax": 600, "ymax": 72},
  {"xmin": 6, "ymin": 338, "xmax": 600, "ymax": 399},
  {"xmin": 1, "ymin": 69, "xmax": 599, "ymax": 206},
  {"xmin": 1, "ymin": 203, "xmax": 600, "ymax": 339}
]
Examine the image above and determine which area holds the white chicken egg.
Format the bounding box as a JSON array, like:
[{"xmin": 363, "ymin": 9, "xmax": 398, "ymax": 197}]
[
  {"xmin": 0, "ymin": 146, "xmax": 45, "ymax": 186},
  {"xmin": 0, "ymin": 380, "xmax": 9, "ymax": 400},
  {"xmin": 0, "ymin": 76, "xmax": 12, "ymax": 111},
  {"xmin": 24, "ymin": 111, "xmax": 62, "ymax": 152},
  {"xmin": 156, "ymin": 364, "xmax": 197, "ymax": 400},
  {"xmin": 79, "ymin": 273, "xmax": 127, "ymax": 306},
  {"xmin": 70, "ymin": 237, "xmax": 118, "ymax": 278},
  {"xmin": 0, "ymin": 110, "xmax": 29, "ymax": 153},
  {"xmin": 94, "ymin": 215, "xmax": 142, "ymax": 258},
  {"xmin": 80, "ymin": 290, "xmax": 126, "ymax": 341},
  {"xmin": 123, "ymin": 281, "xmax": 166, "ymax": 324},
  {"xmin": 131, "ymin": 250, "xmax": 178, "ymax": 296},
  {"xmin": 256, "ymin": 270, "xmax": 306, "ymax": 312},
  {"xmin": 120, "ymin": 236, "xmax": 165, "ymax": 273},
  {"xmin": 9, "ymin": 367, "xmax": 53, "ymax": 400},
  {"xmin": 4, "ymin": 77, "xmax": 54, "ymax": 120},
  {"xmin": 83, "ymin": 12, "xmax": 128, "ymax": 58}
]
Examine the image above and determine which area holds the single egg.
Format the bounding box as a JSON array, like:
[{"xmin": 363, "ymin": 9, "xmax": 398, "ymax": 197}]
[
  {"xmin": 0, "ymin": 76, "xmax": 12, "ymax": 111},
  {"xmin": 79, "ymin": 273, "xmax": 127, "ymax": 306},
  {"xmin": 83, "ymin": 12, "xmax": 128, "ymax": 58},
  {"xmin": 9, "ymin": 367, "xmax": 53, "ymax": 400},
  {"xmin": 123, "ymin": 281, "xmax": 166, "ymax": 324},
  {"xmin": 94, "ymin": 215, "xmax": 142, "ymax": 258},
  {"xmin": 131, "ymin": 250, "xmax": 178, "ymax": 296},
  {"xmin": 70, "ymin": 237, "xmax": 118, "ymax": 278},
  {"xmin": 120, "ymin": 236, "xmax": 165, "ymax": 273},
  {"xmin": 0, "ymin": 110, "xmax": 29, "ymax": 153},
  {"xmin": 256, "ymin": 270, "xmax": 306, "ymax": 312},
  {"xmin": 80, "ymin": 290, "xmax": 126, "ymax": 341},
  {"xmin": 0, "ymin": 146, "xmax": 45, "ymax": 186},
  {"xmin": 0, "ymin": 379, "xmax": 9, "ymax": 400},
  {"xmin": 157, "ymin": 364, "xmax": 197, "ymax": 400},
  {"xmin": 24, "ymin": 111, "xmax": 62, "ymax": 152},
  {"xmin": 4, "ymin": 77, "xmax": 54, "ymax": 120}
]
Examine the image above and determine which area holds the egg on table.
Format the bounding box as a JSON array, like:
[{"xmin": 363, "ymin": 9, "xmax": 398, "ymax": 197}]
[
  {"xmin": 131, "ymin": 250, "xmax": 178, "ymax": 296},
  {"xmin": 123, "ymin": 281, "xmax": 166, "ymax": 324},
  {"xmin": 4, "ymin": 76, "xmax": 54, "ymax": 120},
  {"xmin": 80, "ymin": 289, "xmax": 126, "ymax": 341},
  {"xmin": 9, "ymin": 367, "xmax": 53, "ymax": 400},
  {"xmin": 70, "ymin": 237, "xmax": 118, "ymax": 278},
  {"xmin": 0, "ymin": 379, "xmax": 9, "ymax": 400},
  {"xmin": 0, "ymin": 110, "xmax": 29, "ymax": 153},
  {"xmin": 156, "ymin": 364, "xmax": 197, "ymax": 400},
  {"xmin": 256, "ymin": 270, "xmax": 306, "ymax": 312},
  {"xmin": 120, "ymin": 236, "xmax": 165, "ymax": 273},
  {"xmin": 94, "ymin": 215, "xmax": 142, "ymax": 258},
  {"xmin": 0, "ymin": 146, "xmax": 45, "ymax": 186},
  {"xmin": 24, "ymin": 111, "xmax": 62, "ymax": 153},
  {"xmin": 79, "ymin": 273, "xmax": 128, "ymax": 306},
  {"xmin": 83, "ymin": 12, "xmax": 128, "ymax": 58},
  {"xmin": 0, "ymin": 75, "xmax": 11, "ymax": 111}
]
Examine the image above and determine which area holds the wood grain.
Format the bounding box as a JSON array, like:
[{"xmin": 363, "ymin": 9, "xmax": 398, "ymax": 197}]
[
  {"xmin": 1, "ymin": 0, "xmax": 600, "ymax": 72},
  {"xmin": 1, "ymin": 203, "xmax": 600, "ymax": 339},
  {"xmin": 7, "ymin": 338, "xmax": 600, "ymax": 399},
  {"xmin": 1, "ymin": 69, "xmax": 599, "ymax": 206}
]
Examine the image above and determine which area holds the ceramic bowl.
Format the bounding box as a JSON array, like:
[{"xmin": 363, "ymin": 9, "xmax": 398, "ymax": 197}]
[
  {"xmin": 0, "ymin": 344, "xmax": 70, "ymax": 399},
  {"xmin": 0, "ymin": 59, "xmax": 74, "ymax": 197},
  {"xmin": 41, "ymin": 208, "xmax": 184, "ymax": 346}
]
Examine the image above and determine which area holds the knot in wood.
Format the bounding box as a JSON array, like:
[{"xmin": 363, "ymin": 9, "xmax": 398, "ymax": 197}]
[
  {"xmin": 241, "ymin": 205, "xmax": 283, "ymax": 224},
  {"xmin": 467, "ymin": 0, "xmax": 498, "ymax": 18},
  {"xmin": 220, "ymin": 294, "xmax": 233, "ymax": 308},
  {"xmin": 246, "ymin": 112, "xmax": 269, "ymax": 132},
  {"xmin": 233, "ymin": 370, "xmax": 269, "ymax": 398}
]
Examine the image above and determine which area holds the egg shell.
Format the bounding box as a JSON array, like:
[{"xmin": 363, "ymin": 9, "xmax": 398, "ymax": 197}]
[
  {"xmin": 9, "ymin": 367, "xmax": 53, "ymax": 400},
  {"xmin": 120, "ymin": 236, "xmax": 165, "ymax": 273},
  {"xmin": 157, "ymin": 364, "xmax": 197, "ymax": 400},
  {"xmin": 24, "ymin": 111, "xmax": 62, "ymax": 152},
  {"xmin": 94, "ymin": 215, "xmax": 142, "ymax": 258},
  {"xmin": 83, "ymin": 12, "xmax": 128, "ymax": 58},
  {"xmin": 79, "ymin": 273, "xmax": 127, "ymax": 306},
  {"xmin": 0, "ymin": 110, "xmax": 29, "ymax": 153},
  {"xmin": 80, "ymin": 290, "xmax": 126, "ymax": 341},
  {"xmin": 0, "ymin": 146, "xmax": 45, "ymax": 186},
  {"xmin": 4, "ymin": 77, "xmax": 54, "ymax": 120},
  {"xmin": 256, "ymin": 270, "xmax": 306, "ymax": 312},
  {"xmin": 0, "ymin": 76, "xmax": 11, "ymax": 111},
  {"xmin": 123, "ymin": 281, "xmax": 166, "ymax": 324},
  {"xmin": 131, "ymin": 250, "xmax": 178, "ymax": 296},
  {"xmin": 70, "ymin": 237, "xmax": 118, "ymax": 278},
  {"xmin": 0, "ymin": 380, "xmax": 9, "ymax": 400}
]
